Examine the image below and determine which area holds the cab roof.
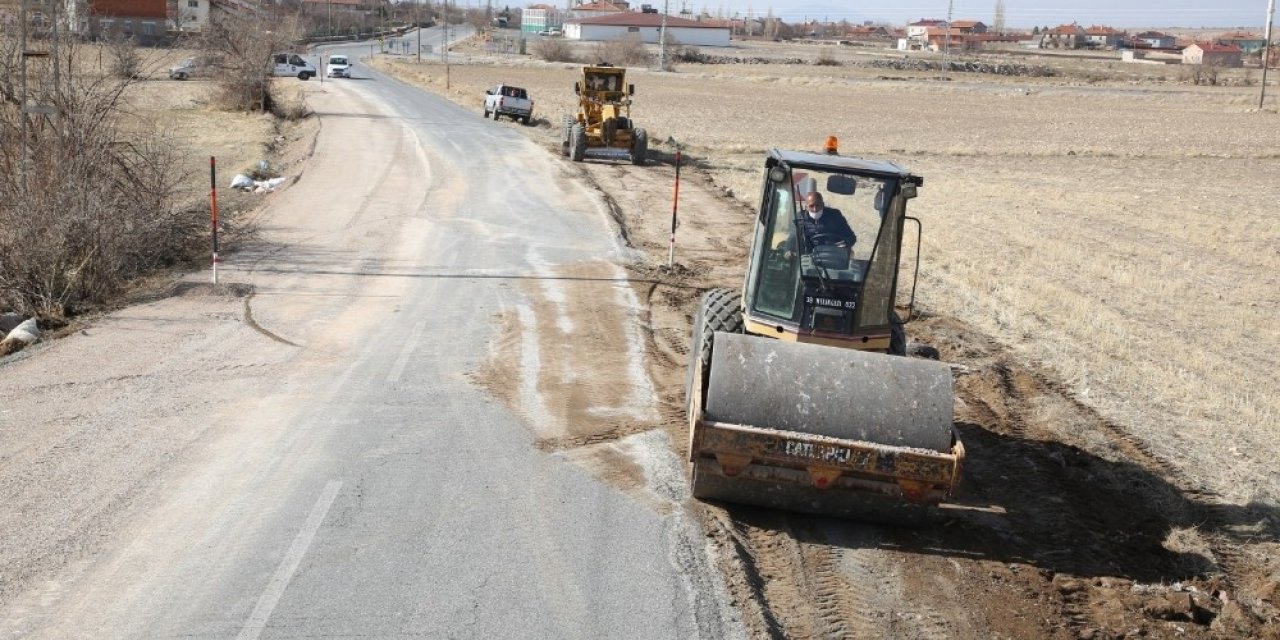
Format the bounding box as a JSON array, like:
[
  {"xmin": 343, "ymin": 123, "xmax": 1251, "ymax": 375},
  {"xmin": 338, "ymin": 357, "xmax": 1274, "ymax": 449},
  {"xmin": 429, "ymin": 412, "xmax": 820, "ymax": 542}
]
[{"xmin": 769, "ymin": 149, "xmax": 922, "ymax": 185}]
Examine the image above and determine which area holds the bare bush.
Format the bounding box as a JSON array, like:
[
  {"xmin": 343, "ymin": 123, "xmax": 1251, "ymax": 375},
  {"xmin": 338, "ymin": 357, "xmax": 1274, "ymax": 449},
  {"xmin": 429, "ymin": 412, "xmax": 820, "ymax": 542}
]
[
  {"xmin": 674, "ymin": 44, "xmax": 705, "ymax": 63},
  {"xmin": 590, "ymin": 36, "xmax": 652, "ymax": 67},
  {"xmin": 812, "ymin": 49, "xmax": 842, "ymax": 66},
  {"xmin": 531, "ymin": 37, "xmax": 576, "ymax": 63},
  {"xmin": 104, "ymin": 33, "xmax": 142, "ymax": 79},
  {"xmin": 0, "ymin": 37, "xmax": 196, "ymax": 319},
  {"xmin": 1181, "ymin": 63, "xmax": 1221, "ymax": 86}
]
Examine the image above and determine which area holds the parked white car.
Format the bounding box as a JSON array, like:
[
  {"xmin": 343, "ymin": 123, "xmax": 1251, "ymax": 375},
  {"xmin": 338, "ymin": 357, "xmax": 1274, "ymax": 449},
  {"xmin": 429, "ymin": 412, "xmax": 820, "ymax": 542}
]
[
  {"xmin": 273, "ymin": 53, "xmax": 317, "ymax": 80},
  {"xmin": 326, "ymin": 54, "xmax": 352, "ymax": 78}
]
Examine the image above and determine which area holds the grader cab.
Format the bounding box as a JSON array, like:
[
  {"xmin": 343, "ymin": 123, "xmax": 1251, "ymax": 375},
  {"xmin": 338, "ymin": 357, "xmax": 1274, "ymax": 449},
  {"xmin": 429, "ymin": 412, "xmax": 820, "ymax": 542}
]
[{"xmin": 561, "ymin": 65, "xmax": 648, "ymax": 165}]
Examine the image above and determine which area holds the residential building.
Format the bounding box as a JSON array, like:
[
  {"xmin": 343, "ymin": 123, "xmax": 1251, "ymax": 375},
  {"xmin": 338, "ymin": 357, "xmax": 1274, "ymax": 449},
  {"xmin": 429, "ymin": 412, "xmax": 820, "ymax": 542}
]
[
  {"xmin": 1182, "ymin": 41, "xmax": 1243, "ymax": 67},
  {"xmin": 950, "ymin": 20, "xmax": 986, "ymax": 34},
  {"xmin": 842, "ymin": 25, "xmax": 890, "ymax": 40},
  {"xmin": 522, "ymin": 3, "xmax": 561, "ymax": 34},
  {"xmin": 1217, "ymin": 31, "xmax": 1268, "ymax": 54},
  {"xmin": 1132, "ymin": 31, "xmax": 1176, "ymax": 49},
  {"xmin": 906, "ymin": 18, "xmax": 945, "ymax": 41},
  {"xmin": 1043, "ymin": 23, "xmax": 1084, "ymax": 49},
  {"xmin": 0, "ymin": 0, "xmax": 75, "ymax": 32},
  {"xmin": 88, "ymin": 0, "xmax": 167, "ymax": 43},
  {"xmin": 172, "ymin": 0, "xmax": 208, "ymax": 32},
  {"xmin": 924, "ymin": 27, "xmax": 972, "ymax": 51},
  {"xmin": 564, "ymin": 11, "xmax": 730, "ymax": 46},
  {"xmin": 1083, "ymin": 25, "xmax": 1123, "ymax": 48},
  {"xmin": 565, "ymin": 0, "xmax": 624, "ymax": 21}
]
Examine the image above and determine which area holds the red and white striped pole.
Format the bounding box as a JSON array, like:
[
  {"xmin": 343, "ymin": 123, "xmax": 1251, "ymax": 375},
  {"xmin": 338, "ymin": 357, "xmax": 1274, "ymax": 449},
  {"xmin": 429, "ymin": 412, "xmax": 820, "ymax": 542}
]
[
  {"xmin": 668, "ymin": 150, "xmax": 681, "ymax": 268},
  {"xmin": 210, "ymin": 156, "xmax": 220, "ymax": 284}
]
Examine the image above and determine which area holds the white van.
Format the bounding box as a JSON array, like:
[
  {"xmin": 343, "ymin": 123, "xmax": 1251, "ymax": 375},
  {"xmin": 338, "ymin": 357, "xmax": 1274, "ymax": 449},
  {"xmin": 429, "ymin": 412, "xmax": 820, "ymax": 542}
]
[{"xmin": 273, "ymin": 53, "xmax": 317, "ymax": 80}]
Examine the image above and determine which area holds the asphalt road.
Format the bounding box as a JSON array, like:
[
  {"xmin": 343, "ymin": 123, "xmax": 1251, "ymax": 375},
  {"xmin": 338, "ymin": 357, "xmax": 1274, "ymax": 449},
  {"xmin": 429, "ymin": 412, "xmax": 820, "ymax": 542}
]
[{"xmin": 0, "ymin": 30, "xmax": 738, "ymax": 639}]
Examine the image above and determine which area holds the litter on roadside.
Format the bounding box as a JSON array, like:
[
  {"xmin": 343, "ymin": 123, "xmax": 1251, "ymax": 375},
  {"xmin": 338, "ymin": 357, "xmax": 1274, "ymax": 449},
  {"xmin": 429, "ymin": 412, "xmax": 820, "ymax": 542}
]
[{"xmin": 229, "ymin": 174, "xmax": 288, "ymax": 193}]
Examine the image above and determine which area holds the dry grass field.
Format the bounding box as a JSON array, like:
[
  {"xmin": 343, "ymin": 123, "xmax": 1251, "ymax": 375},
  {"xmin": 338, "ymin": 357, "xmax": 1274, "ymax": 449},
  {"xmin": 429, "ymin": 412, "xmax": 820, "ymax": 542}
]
[{"xmin": 375, "ymin": 41, "xmax": 1279, "ymax": 637}]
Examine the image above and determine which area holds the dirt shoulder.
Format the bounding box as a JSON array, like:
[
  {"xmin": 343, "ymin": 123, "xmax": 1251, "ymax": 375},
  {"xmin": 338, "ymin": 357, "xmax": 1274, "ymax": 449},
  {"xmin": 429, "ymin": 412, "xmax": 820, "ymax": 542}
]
[{"xmin": 371, "ymin": 49, "xmax": 1279, "ymax": 639}]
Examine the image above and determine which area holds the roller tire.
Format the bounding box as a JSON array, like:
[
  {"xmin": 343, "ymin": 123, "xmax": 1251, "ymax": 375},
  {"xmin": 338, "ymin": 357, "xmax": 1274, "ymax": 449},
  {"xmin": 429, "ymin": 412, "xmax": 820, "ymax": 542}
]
[
  {"xmin": 683, "ymin": 288, "xmax": 743, "ymax": 416},
  {"xmin": 631, "ymin": 128, "xmax": 648, "ymax": 166},
  {"xmin": 889, "ymin": 313, "xmax": 907, "ymax": 356},
  {"xmin": 570, "ymin": 124, "xmax": 586, "ymax": 162}
]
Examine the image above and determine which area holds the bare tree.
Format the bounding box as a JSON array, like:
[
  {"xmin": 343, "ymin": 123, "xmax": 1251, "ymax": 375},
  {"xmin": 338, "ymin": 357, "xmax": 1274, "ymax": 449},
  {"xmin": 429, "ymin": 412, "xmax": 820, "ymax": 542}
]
[{"xmin": 193, "ymin": 11, "xmax": 297, "ymax": 112}]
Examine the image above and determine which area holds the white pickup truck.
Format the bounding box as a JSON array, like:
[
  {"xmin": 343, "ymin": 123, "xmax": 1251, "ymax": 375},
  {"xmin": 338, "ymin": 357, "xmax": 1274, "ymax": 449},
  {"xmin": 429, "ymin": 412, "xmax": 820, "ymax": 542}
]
[{"xmin": 483, "ymin": 85, "xmax": 534, "ymax": 124}]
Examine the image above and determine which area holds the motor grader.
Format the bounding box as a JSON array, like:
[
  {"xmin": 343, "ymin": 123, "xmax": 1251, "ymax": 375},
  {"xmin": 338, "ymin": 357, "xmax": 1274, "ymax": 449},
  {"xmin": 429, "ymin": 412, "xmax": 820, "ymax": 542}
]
[
  {"xmin": 561, "ymin": 64, "xmax": 647, "ymax": 165},
  {"xmin": 685, "ymin": 142, "xmax": 964, "ymax": 520}
]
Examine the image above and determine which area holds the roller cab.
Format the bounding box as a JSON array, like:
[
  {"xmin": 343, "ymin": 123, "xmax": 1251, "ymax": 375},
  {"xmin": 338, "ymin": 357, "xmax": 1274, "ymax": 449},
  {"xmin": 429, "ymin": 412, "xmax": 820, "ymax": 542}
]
[{"xmin": 684, "ymin": 146, "xmax": 964, "ymax": 519}]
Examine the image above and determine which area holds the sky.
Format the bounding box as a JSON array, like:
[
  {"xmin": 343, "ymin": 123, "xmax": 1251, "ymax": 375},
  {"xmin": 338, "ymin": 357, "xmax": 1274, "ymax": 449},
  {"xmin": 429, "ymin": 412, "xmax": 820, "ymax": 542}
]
[{"xmin": 690, "ymin": 1, "xmax": 1276, "ymax": 29}]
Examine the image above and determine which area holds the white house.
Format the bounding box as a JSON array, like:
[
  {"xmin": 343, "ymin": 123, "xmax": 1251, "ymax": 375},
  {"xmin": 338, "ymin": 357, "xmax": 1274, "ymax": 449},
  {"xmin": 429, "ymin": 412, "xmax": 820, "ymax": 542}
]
[
  {"xmin": 564, "ymin": 12, "xmax": 730, "ymax": 46},
  {"xmin": 906, "ymin": 18, "xmax": 945, "ymax": 41},
  {"xmin": 173, "ymin": 0, "xmax": 210, "ymax": 32}
]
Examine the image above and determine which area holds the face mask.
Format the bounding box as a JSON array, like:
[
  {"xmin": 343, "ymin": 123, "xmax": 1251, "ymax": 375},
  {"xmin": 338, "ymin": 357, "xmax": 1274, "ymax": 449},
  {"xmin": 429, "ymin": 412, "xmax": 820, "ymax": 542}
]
[{"xmin": 807, "ymin": 207, "xmax": 823, "ymax": 221}]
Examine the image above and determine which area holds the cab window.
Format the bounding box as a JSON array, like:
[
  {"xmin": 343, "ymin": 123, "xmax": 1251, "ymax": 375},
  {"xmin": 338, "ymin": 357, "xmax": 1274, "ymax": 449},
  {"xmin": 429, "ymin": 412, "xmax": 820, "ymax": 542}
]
[{"xmin": 752, "ymin": 182, "xmax": 801, "ymax": 320}]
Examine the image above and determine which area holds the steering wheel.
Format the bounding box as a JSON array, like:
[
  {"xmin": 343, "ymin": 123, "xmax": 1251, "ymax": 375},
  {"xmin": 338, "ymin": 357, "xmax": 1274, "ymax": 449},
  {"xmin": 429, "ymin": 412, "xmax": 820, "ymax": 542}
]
[
  {"xmin": 808, "ymin": 232, "xmax": 848, "ymax": 248},
  {"xmin": 806, "ymin": 233, "xmax": 851, "ymax": 270}
]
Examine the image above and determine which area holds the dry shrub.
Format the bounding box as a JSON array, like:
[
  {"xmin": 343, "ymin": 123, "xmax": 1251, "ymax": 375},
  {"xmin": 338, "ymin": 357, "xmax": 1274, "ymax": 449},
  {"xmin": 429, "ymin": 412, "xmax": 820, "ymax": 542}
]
[
  {"xmin": 812, "ymin": 49, "xmax": 842, "ymax": 66},
  {"xmin": 0, "ymin": 37, "xmax": 197, "ymax": 319},
  {"xmin": 674, "ymin": 44, "xmax": 706, "ymax": 63},
  {"xmin": 532, "ymin": 37, "xmax": 576, "ymax": 63},
  {"xmin": 590, "ymin": 35, "xmax": 652, "ymax": 67},
  {"xmin": 270, "ymin": 82, "xmax": 311, "ymax": 120},
  {"xmin": 103, "ymin": 32, "xmax": 142, "ymax": 79},
  {"xmin": 1181, "ymin": 63, "xmax": 1221, "ymax": 86}
]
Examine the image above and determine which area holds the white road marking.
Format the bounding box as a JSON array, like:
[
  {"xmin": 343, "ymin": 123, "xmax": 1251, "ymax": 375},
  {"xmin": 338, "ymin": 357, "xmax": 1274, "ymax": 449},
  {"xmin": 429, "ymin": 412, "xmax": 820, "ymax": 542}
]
[
  {"xmin": 386, "ymin": 320, "xmax": 427, "ymax": 383},
  {"xmin": 236, "ymin": 480, "xmax": 343, "ymax": 640}
]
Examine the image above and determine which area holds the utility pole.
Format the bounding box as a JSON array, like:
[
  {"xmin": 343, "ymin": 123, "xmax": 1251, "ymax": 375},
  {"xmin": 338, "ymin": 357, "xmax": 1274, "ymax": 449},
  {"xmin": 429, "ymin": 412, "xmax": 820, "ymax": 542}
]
[
  {"xmin": 1262, "ymin": 0, "xmax": 1276, "ymax": 109},
  {"xmin": 943, "ymin": 0, "xmax": 954, "ymax": 73},
  {"xmin": 445, "ymin": 0, "xmax": 451, "ymax": 90},
  {"xmin": 994, "ymin": 0, "xmax": 1005, "ymax": 34},
  {"xmin": 416, "ymin": 0, "xmax": 422, "ymax": 62},
  {"xmin": 659, "ymin": 0, "xmax": 668, "ymax": 70}
]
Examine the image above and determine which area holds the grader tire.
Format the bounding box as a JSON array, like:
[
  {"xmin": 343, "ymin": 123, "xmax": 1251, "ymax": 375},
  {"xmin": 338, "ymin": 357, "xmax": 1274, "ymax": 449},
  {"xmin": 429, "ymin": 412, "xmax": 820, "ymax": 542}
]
[
  {"xmin": 631, "ymin": 128, "xmax": 648, "ymax": 166},
  {"xmin": 570, "ymin": 125, "xmax": 586, "ymax": 162}
]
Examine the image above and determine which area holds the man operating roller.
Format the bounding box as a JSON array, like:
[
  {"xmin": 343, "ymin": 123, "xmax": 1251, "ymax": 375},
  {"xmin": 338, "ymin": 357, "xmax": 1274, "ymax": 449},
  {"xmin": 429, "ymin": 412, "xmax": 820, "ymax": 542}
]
[{"xmin": 800, "ymin": 191, "xmax": 856, "ymax": 248}]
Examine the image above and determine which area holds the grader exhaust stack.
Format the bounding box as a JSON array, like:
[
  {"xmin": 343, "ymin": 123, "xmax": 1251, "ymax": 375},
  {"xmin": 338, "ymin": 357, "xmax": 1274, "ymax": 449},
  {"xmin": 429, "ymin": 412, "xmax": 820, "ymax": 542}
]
[{"xmin": 685, "ymin": 148, "xmax": 963, "ymax": 519}]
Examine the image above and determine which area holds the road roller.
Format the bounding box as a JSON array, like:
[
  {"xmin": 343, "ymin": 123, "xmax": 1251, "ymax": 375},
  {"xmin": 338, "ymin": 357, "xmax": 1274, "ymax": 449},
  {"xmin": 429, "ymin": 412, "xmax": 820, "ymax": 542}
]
[{"xmin": 685, "ymin": 143, "xmax": 964, "ymax": 519}]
